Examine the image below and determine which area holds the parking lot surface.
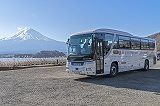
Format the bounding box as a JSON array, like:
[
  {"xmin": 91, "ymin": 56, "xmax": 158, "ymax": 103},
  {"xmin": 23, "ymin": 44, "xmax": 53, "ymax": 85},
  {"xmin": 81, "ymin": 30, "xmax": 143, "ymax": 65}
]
[{"xmin": 0, "ymin": 62, "xmax": 160, "ymax": 106}]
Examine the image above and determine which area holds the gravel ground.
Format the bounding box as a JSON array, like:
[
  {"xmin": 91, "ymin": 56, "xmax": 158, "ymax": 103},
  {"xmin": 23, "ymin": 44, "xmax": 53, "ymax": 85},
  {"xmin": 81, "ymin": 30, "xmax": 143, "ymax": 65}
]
[{"xmin": 0, "ymin": 62, "xmax": 160, "ymax": 106}]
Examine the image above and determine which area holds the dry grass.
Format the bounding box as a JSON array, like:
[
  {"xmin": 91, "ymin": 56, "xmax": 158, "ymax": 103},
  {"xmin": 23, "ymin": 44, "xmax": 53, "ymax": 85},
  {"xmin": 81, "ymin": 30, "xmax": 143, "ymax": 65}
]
[{"xmin": 0, "ymin": 58, "xmax": 66, "ymax": 70}]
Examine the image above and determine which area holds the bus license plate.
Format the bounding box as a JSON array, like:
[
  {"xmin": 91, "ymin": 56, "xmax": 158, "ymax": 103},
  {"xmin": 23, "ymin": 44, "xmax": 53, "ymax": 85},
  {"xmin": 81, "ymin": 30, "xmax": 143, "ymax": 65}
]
[{"xmin": 74, "ymin": 71, "xmax": 80, "ymax": 74}]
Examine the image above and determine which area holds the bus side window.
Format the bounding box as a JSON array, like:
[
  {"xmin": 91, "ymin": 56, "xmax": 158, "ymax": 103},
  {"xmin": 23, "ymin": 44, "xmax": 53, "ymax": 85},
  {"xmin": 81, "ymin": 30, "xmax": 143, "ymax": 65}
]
[
  {"xmin": 113, "ymin": 35, "xmax": 119, "ymax": 49},
  {"xmin": 141, "ymin": 39, "xmax": 149, "ymax": 50},
  {"xmin": 118, "ymin": 35, "xmax": 131, "ymax": 49},
  {"xmin": 149, "ymin": 40, "xmax": 155, "ymax": 50},
  {"xmin": 131, "ymin": 38, "xmax": 140, "ymax": 49},
  {"xmin": 104, "ymin": 34, "xmax": 114, "ymax": 54}
]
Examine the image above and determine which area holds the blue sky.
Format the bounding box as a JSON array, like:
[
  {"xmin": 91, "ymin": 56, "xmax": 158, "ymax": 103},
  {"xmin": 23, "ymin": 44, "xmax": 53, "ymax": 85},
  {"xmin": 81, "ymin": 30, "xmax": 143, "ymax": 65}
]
[{"xmin": 0, "ymin": 0, "xmax": 160, "ymax": 42}]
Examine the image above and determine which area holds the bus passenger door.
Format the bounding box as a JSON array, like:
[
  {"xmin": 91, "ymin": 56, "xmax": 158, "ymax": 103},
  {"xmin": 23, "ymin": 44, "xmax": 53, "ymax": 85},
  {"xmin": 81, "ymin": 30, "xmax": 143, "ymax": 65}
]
[{"xmin": 95, "ymin": 39, "xmax": 104, "ymax": 74}]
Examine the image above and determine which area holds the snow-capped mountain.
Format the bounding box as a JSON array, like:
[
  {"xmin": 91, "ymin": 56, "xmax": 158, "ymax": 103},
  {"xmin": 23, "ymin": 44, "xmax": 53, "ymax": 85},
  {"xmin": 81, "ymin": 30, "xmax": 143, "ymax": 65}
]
[
  {"xmin": 1, "ymin": 28, "xmax": 52, "ymax": 41},
  {"xmin": 0, "ymin": 28, "xmax": 66, "ymax": 54}
]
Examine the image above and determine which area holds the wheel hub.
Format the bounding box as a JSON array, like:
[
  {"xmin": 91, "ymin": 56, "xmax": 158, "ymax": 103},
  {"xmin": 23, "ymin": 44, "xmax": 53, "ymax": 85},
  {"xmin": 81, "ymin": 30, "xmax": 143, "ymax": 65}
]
[{"xmin": 111, "ymin": 66, "xmax": 116, "ymax": 75}]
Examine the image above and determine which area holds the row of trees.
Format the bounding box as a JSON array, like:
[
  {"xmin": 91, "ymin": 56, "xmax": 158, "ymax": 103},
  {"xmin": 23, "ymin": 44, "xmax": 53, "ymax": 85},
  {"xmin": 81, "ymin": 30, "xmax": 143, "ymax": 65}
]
[{"xmin": 12, "ymin": 50, "xmax": 66, "ymax": 58}]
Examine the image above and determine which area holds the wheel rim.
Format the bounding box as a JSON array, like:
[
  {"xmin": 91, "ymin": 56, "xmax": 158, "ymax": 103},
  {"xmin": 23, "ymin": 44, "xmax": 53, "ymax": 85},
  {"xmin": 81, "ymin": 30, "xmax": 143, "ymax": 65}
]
[{"xmin": 111, "ymin": 66, "xmax": 117, "ymax": 75}]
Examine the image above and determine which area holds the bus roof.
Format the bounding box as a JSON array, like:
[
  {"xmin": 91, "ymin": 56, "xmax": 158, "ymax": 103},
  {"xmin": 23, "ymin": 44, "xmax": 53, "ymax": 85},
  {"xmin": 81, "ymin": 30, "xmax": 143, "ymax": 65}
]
[
  {"xmin": 71, "ymin": 28, "xmax": 133, "ymax": 36},
  {"xmin": 71, "ymin": 28, "xmax": 155, "ymax": 41}
]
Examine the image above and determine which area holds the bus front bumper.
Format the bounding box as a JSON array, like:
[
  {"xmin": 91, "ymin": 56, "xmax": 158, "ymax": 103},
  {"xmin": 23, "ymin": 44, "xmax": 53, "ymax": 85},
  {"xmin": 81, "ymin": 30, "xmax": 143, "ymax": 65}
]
[{"xmin": 66, "ymin": 62, "xmax": 96, "ymax": 75}]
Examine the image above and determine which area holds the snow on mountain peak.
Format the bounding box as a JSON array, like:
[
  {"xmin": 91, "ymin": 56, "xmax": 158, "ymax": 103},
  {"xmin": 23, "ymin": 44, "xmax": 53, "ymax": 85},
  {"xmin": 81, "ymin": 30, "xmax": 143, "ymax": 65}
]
[{"xmin": 2, "ymin": 27, "xmax": 52, "ymax": 41}]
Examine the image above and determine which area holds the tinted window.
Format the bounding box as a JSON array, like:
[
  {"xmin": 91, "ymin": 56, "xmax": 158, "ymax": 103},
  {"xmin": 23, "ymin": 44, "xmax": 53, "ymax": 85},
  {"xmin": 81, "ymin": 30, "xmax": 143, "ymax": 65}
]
[
  {"xmin": 141, "ymin": 39, "xmax": 149, "ymax": 49},
  {"xmin": 149, "ymin": 40, "xmax": 155, "ymax": 50},
  {"xmin": 131, "ymin": 38, "xmax": 140, "ymax": 49},
  {"xmin": 104, "ymin": 33, "xmax": 114, "ymax": 54},
  {"xmin": 113, "ymin": 35, "xmax": 119, "ymax": 49},
  {"xmin": 119, "ymin": 36, "xmax": 130, "ymax": 49}
]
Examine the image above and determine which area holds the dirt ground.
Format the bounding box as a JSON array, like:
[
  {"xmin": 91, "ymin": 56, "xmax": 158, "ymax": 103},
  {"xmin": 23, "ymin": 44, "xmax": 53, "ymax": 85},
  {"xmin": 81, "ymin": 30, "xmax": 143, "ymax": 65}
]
[{"xmin": 0, "ymin": 62, "xmax": 160, "ymax": 106}]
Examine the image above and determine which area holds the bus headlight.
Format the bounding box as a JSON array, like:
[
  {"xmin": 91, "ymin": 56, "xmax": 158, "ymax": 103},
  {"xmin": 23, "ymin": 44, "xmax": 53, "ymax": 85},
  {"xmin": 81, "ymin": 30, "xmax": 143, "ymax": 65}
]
[
  {"xmin": 86, "ymin": 68, "xmax": 92, "ymax": 71},
  {"xmin": 66, "ymin": 62, "xmax": 70, "ymax": 66}
]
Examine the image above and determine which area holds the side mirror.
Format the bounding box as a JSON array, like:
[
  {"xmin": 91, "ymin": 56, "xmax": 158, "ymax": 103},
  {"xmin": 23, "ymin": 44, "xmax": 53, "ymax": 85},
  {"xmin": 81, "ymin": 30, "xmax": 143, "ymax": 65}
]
[{"xmin": 66, "ymin": 38, "xmax": 70, "ymax": 44}]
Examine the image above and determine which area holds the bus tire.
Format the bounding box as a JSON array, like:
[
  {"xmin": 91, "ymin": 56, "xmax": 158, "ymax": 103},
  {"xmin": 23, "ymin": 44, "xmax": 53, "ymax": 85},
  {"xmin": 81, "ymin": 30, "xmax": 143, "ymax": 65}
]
[
  {"xmin": 110, "ymin": 63, "xmax": 118, "ymax": 77},
  {"xmin": 143, "ymin": 60, "xmax": 149, "ymax": 71}
]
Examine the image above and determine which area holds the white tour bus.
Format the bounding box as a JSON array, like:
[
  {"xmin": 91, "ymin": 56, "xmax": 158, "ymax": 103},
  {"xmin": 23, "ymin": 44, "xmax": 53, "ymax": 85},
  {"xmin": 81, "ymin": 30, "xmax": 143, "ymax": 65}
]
[{"xmin": 66, "ymin": 29, "xmax": 157, "ymax": 77}]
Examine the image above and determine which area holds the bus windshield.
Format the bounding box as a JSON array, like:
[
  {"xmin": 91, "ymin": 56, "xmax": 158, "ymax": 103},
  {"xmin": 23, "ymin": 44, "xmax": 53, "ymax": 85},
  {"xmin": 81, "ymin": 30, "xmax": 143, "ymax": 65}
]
[{"xmin": 68, "ymin": 34, "xmax": 92, "ymax": 56}]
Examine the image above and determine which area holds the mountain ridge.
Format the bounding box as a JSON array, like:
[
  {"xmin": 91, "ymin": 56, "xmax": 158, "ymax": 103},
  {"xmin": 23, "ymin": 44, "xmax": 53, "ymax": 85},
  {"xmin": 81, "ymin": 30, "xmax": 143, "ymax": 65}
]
[
  {"xmin": 148, "ymin": 32, "xmax": 160, "ymax": 51},
  {"xmin": 0, "ymin": 27, "xmax": 66, "ymax": 54},
  {"xmin": 0, "ymin": 27, "xmax": 53, "ymax": 41}
]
